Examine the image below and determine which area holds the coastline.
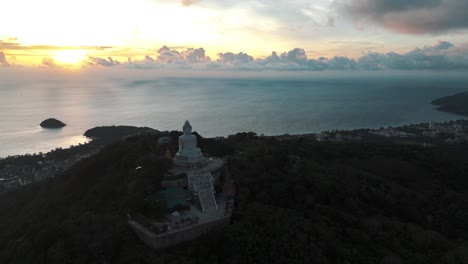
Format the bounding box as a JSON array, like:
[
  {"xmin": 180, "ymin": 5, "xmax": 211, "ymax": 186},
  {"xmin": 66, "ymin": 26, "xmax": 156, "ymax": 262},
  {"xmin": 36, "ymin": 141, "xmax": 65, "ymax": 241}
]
[
  {"xmin": 2, "ymin": 115, "xmax": 467, "ymax": 160},
  {"xmin": 1, "ymin": 90, "xmax": 467, "ymax": 160},
  {"xmin": 2, "ymin": 76, "xmax": 467, "ymax": 159},
  {"xmin": 2, "ymin": 118, "xmax": 467, "ymax": 192},
  {"xmin": 0, "ymin": 126, "xmax": 162, "ymax": 191}
]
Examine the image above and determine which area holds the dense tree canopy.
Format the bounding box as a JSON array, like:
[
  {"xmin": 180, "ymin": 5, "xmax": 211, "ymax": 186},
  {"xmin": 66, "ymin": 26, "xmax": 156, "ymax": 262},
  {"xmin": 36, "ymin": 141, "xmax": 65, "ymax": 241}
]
[{"xmin": 1, "ymin": 133, "xmax": 468, "ymax": 263}]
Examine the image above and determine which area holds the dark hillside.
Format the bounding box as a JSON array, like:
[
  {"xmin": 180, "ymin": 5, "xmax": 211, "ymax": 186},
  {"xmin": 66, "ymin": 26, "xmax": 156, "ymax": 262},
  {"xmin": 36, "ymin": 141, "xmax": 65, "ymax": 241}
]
[
  {"xmin": 1, "ymin": 133, "xmax": 468, "ymax": 263},
  {"xmin": 0, "ymin": 134, "xmax": 171, "ymax": 264},
  {"xmin": 83, "ymin": 126, "xmax": 157, "ymax": 145},
  {"xmin": 225, "ymin": 138, "xmax": 468, "ymax": 263}
]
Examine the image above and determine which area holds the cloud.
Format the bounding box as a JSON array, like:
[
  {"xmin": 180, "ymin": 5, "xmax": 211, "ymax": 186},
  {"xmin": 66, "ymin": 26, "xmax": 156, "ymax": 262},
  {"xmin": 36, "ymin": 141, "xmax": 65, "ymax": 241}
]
[
  {"xmin": 280, "ymin": 48, "xmax": 308, "ymax": 64},
  {"xmin": 0, "ymin": 40, "xmax": 20, "ymax": 50},
  {"xmin": 1, "ymin": 39, "xmax": 113, "ymax": 51},
  {"xmin": 0, "ymin": 51, "xmax": 9, "ymax": 65},
  {"xmin": 123, "ymin": 41, "xmax": 468, "ymax": 71},
  {"xmin": 327, "ymin": 56, "xmax": 357, "ymax": 70},
  {"xmin": 40, "ymin": 55, "xmax": 120, "ymax": 68},
  {"xmin": 132, "ymin": 46, "xmax": 350, "ymax": 71},
  {"xmin": 144, "ymin": 55, "xmax": 156, "ymax": 62},
  {"xmin": 181, "ymin": 0, "xmax": 198, "ymax": 6},
  {"xmin": 182, "ymin": 48, "xmax": 210, "ymax": 63},
  {"xmin": 326, "ymin": 15, "xmax": 335, "ymax": 27},
  {"xmin": 254, "ymin": 49, "xmax": 330, "ymax": 71},
  {"xmin": 236, "ymin": 41, "xmax": 466, "ymax": 70},
  {"xmin": 42, "ymin": 57, "xmax": 57, "ymax": 67},
  {"xmin": 217, "ymin": 52, "xmax": 254, "ymax": 64},
  {"xmin": 154, "ymin": 46, "xmax": 210, "ymax": 64},
  {"xmin": 357, "ymin": 41, "xmax": 468, "ymax": 70},
  {"xmin": 86, "ymin": 56, "xmax": 120, "ymax": 67},
  {"xmin": 27, "ymin": 41, "xmax": 468, "ymax": 71},
  {"xmin": 338, "ymin": 0, "xmax": 468, "ymax": 34},
  {"xmin": 431, "ymin": 40, "xmax": 454, "ymax": 50},
  {"xmin": 157, "ymin": 46, "xmax": 182, "ymax": 63}
]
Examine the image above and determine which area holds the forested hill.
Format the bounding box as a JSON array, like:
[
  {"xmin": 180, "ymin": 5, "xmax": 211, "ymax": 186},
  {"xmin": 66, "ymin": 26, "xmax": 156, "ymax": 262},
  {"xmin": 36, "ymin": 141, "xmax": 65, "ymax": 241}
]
[
  {"xmin": 1, "ymin": 132, "xmax": 468, "ymax": 263},
  {"xmin": 84, "ymin": 125, "xmax": 156, "ymax": 141},
  {"xmin": 432, "ymin": 91, "xmax": 468, "ymax": 116}
]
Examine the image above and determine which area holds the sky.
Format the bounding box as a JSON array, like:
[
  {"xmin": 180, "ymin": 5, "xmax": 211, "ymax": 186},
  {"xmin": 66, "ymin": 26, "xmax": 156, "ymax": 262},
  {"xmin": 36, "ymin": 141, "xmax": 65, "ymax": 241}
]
[{"xmin": 1, "ymin": 0, "xmax": 468, "ymax": 71}]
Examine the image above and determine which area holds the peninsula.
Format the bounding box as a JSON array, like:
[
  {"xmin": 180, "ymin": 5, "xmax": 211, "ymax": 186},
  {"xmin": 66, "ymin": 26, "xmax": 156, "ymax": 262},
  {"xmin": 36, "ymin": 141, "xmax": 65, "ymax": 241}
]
[
  {"xmin": 84, "ymin": 125, "xmax": 157, "ymax": 142},
  {"xmin": 432, "ymin": 91, "xmax": 468, "ymax": 116}
]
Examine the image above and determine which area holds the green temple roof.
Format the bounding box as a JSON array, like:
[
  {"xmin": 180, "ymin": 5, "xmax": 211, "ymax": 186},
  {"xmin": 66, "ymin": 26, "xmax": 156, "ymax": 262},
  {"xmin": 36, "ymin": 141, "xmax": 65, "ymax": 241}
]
[{"xmin": 160, "ymin": 187, "xmax": 192, "ymax": 209}]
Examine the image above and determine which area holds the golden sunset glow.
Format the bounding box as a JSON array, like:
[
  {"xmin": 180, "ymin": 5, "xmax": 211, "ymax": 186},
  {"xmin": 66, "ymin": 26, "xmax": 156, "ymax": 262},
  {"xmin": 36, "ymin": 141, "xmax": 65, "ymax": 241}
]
[
  {"xmin": 52, "ymin": 50, "xmax": 87, "ymax": 65},
  {"xmin": 0, "ymin": 0, "xmax": 467, "ymax": 69}
]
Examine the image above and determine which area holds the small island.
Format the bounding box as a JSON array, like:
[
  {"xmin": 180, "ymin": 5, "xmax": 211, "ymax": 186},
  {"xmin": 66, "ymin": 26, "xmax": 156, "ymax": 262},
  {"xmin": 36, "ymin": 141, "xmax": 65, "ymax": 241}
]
[
  {"xmin": 432, "ymin": 91, "xmax": 468, "ymax": 116},
  {"xmin": 40, "ymin": 118, "xmax": 66, "ymax": 129}
]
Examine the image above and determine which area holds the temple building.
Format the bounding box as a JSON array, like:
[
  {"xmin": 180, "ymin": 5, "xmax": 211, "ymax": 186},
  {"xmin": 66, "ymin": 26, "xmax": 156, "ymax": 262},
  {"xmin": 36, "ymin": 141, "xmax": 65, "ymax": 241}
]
[{"xmin": 130, "ymin": 121, "xmax": 234, "ymax": 249}]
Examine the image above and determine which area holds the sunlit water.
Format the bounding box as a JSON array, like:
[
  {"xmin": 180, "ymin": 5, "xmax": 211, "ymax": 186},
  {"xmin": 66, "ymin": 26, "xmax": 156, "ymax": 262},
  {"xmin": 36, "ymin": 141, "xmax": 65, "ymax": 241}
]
[{"xmin": 1, "ymin": 74, "xmax": 467, "ymax": 158}]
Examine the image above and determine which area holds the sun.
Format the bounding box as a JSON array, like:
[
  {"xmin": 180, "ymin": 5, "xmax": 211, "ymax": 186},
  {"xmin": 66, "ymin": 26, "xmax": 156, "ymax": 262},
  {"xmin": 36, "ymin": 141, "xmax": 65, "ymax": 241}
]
[{"xmin": 52, "ymin": 50, "xmax": 87, "ymax": 65}]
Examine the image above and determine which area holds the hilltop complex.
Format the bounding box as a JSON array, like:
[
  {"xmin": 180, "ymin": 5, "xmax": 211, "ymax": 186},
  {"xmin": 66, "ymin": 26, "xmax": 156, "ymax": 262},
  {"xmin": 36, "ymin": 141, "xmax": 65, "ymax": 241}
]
[{"xmin": 129, "ymin": 121, "xmax": 234, "ymax": 249}]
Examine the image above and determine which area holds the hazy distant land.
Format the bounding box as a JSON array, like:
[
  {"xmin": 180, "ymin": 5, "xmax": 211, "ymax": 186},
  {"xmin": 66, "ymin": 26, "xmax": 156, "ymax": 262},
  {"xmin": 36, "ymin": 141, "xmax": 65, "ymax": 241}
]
[{"xmin": 432, "ymin": 91, "xmax": 468, "ymax": 116}]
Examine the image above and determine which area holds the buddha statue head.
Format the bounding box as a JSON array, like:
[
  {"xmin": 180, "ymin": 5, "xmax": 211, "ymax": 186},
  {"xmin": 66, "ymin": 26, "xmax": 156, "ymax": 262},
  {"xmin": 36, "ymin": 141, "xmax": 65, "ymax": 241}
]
[{"xmin": 183, "ymin": 120, "xmax": 192, "ymax": 135}]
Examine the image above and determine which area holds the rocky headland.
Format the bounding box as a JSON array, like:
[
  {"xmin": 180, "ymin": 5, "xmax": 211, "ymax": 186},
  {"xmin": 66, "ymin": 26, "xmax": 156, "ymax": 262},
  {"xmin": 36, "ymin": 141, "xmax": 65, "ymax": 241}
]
[
  {"xmin": 84, "ymin": 125, "xmax": 157, "ymax": 141},
  {"xmin": 432, "ymin": 91, "xmax": 468, "ymax": 116}
]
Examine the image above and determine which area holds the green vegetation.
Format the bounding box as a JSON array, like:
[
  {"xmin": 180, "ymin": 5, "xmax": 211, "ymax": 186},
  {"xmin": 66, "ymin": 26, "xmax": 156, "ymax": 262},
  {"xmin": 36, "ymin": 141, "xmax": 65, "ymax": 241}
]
[
  {"xmin": 1, "ymin": 132, "xmax": 468, "ymax": 263},
  {"xmin": 225, "ymin": 136, "xmax": 468, "ymax": 263},
  {"xmin": 432, "ymin": 91, "xmax": 468, "ymax": 116},
  {"xmin": 160, "ymin": 187, "xmax": 191, "ymax": 210},
  {"xmin": 84, "ymin": 126, "xmax": 156, "ymax": 142},
  {"xmin": 0, "ymin": 134, "xmax": 171, "ymax": 264}
]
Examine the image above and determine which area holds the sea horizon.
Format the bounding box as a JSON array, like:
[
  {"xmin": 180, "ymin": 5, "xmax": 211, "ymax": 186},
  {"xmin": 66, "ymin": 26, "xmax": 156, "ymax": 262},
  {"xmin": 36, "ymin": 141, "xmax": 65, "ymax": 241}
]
[{"xmin": 1, "ymin": 72, "xmax": 467, "ymax": 158}]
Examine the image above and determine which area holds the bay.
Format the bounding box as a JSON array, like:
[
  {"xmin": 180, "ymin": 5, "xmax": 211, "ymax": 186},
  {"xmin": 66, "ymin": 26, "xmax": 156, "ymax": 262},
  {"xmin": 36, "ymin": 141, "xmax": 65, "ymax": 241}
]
[{"xmin": 0, "ymin": 73, "xmax": 466, "ymax": 158}]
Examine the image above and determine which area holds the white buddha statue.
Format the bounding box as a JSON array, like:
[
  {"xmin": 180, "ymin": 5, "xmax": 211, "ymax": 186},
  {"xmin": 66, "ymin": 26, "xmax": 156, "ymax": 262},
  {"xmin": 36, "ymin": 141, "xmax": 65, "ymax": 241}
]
[{"xmin": 174, "ymin": 121, "xmax": 206, "ymax": 164}]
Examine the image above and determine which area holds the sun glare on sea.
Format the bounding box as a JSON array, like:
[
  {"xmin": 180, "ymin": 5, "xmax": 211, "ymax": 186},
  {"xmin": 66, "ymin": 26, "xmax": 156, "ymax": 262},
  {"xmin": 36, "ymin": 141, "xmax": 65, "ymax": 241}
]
[{"xmin": 53, "ymin": 50, "xmax": 87, "ymax": 65}]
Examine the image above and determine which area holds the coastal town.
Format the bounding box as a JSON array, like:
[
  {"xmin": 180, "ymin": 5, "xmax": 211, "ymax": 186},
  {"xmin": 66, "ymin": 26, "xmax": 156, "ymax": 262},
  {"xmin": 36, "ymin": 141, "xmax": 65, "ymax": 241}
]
[
  {"xmin": 0, "ymin": 143, "xmax": 99, "ymax": 192},
  {"xmin": 0, "ymin": 125, "xmax": 155, "ymax": 192},
  {"xmin": 275, "ymin": 119, "xmax": 468, "ymax": 145}
]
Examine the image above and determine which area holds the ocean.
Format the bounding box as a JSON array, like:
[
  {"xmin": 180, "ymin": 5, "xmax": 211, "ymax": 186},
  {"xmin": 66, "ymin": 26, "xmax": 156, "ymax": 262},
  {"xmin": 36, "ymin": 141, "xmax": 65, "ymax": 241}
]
[{"xmin": 1, "ymin": 71, "xmax": 467, "ymax": 158}]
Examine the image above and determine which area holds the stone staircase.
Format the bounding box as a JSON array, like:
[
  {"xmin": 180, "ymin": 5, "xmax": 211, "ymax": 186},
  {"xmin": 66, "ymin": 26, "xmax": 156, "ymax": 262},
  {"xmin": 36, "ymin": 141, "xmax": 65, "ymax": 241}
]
[{"xmin": 192, "ymin": 171, "xmax": 218, "ymax": 212}]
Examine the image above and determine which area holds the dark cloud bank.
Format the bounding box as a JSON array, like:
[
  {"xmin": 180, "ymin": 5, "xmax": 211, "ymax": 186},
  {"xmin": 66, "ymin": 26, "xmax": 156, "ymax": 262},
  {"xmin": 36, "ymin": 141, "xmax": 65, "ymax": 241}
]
[
  {"xmin": 86, "ymin": 56, "xmax": 120, "ymax": 67},
  {"xmin": 12, "ymin": 40, "xmax": 465, "ymax": 71},
  {"xmin": 116, "ymin": 41, "xmax": 468, "ymax": 71},
  {"xmin": 338, "ymin": 0, "xmax": 468, "ymax": 34}
]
